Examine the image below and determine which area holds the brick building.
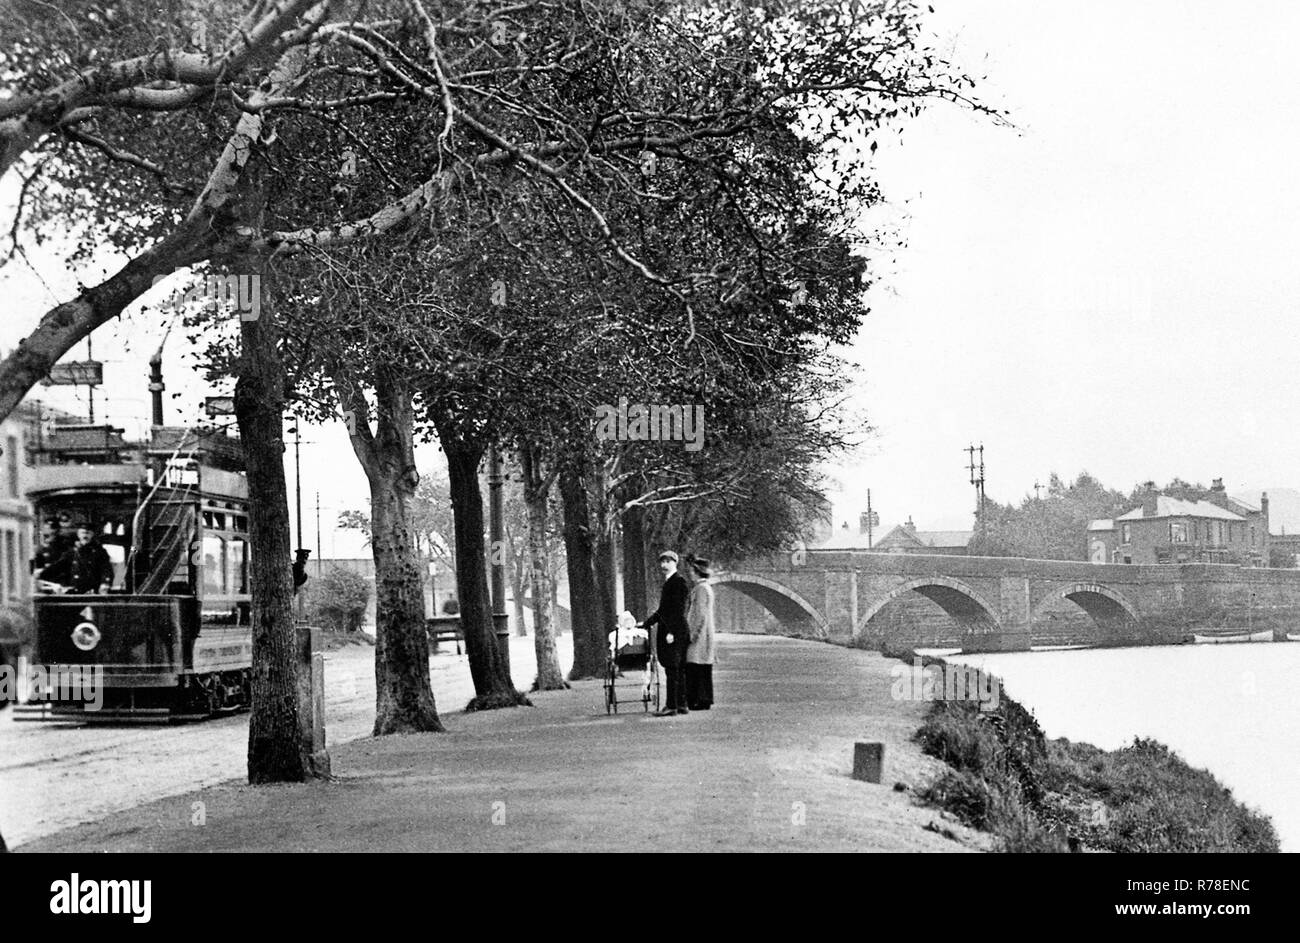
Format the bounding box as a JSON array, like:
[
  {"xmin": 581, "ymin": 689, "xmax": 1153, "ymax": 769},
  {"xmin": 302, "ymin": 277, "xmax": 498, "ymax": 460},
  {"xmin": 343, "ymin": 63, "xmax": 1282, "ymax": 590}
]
[
  {"xmin": 1102, "ymin": 480, "xmax": 1269, "ymax": 565},
  {"xmin": 1271, "ymin": 533, "xmax": 1300, "ymax": 568},
  {"xmin": 1087, "ymin": 518, "xmax": 1116, "ymax": 563}
]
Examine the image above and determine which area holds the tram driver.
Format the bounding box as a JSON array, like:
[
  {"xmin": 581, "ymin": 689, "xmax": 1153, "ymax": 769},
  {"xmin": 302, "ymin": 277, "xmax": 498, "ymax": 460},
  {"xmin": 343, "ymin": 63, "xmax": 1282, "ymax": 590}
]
[{"xmin": 67, "ymin": 523, "xmax": 115, "ymax": 594}]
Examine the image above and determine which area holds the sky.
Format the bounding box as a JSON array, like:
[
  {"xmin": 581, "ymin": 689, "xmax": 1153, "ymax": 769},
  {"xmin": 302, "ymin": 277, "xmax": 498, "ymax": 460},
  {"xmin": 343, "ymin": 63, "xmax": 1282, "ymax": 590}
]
[
  {"xmin": 826, "ymin": 0, "xmax": 1300, "ymax": 530},
  {"xmin": 5, "ymin": 1, "xmax": 1300, "ymax": 547}
]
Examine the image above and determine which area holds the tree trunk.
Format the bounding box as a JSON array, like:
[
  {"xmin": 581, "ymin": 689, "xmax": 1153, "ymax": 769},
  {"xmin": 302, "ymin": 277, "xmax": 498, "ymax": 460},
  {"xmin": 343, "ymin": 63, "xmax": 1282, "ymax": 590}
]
[
  {"xmin": 237, "ymin": 305, "xmax": 320, "ymax": 783},
  {"xmin": 444, "ymin": 442, "xmax": 528, "ymax": 710},
  {"xmin": 595, "ymin": 528, "xmax": 619, "ymax": 632},
  {"xmin": 522, "ymin": 445, "xmax": 568, "ymax": 690},
  {"xmin": 509, "ymin": 556, "xmax": 528, "ymax": 638},
  {"xmin": 363, "ymin": 376, "xmax": 443, "ymax": 734},
  {"xmin": 550, "ymin": 568, "xmax": 561, "ymax": 634},
  {"xmin": 622, "ymin": 505, "xmax": 648, "ymax": 619},
  {"xmin": 643, "ymin": 509, "xmax": 670, "ymax": 615},
  {"xmin": 591, "ymin": 465, "xmax": 620, "ymax": 643},
  {"xmin": 559, "ymin": 464, "xmax": 606, "ymax": 680}
]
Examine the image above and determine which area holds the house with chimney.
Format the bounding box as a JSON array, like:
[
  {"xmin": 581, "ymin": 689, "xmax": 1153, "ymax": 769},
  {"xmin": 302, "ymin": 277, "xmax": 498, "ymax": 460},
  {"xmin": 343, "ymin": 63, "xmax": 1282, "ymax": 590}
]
[
  {"xmin": 814, "ymin": 514, "xmax": 972, "ymax": 553},
  {"xmin": 1097, "ymin": 479, "xmax": 1269, "ymax": 565},
  {"xmin": 873, "ymin": 517, "xmax": 973, "ymax": 555}
]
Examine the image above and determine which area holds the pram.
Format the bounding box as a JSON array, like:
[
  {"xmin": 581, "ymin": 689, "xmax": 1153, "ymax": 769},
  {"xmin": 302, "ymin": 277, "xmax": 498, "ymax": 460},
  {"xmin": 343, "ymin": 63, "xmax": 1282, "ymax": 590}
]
[{"xmin": 604, "ymin": 618, "xmax": 659, "ymax": 714}]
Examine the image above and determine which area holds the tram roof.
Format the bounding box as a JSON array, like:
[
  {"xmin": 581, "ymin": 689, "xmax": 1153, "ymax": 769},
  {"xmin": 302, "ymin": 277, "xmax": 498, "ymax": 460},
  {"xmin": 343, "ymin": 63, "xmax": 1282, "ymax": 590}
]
[{"xmin": 26, "ymin": 462, "xmax": 248, "ymax": 501}]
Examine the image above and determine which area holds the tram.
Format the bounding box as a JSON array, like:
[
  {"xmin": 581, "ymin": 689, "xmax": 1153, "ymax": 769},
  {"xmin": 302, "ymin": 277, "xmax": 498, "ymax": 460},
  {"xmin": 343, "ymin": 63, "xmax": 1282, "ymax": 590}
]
[{"xmin": 16, "ymin": 421, "xmax": 253, "ymax": 722}]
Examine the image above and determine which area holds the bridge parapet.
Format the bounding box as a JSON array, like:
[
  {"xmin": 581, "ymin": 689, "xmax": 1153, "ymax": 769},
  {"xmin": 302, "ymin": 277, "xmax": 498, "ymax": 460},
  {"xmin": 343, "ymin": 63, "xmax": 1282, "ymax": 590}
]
[{"xmin": 719, "ymin": 551, "xmax": 1300, "ymax": 651}]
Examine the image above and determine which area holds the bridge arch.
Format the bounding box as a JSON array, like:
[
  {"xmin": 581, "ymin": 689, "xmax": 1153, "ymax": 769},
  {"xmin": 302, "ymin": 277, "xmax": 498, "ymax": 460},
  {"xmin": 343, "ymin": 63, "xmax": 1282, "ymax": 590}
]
[
  {"xmin": 854, "ymin": 577, "xmax": 1003, "ymax": 639},
  {"xmin": 1031, "ymin": 581, "xmax": 1139, "ymax": 641},
  {"xmin": 712, "ymin": 572, "xmax": 831, "ymax": 637}
]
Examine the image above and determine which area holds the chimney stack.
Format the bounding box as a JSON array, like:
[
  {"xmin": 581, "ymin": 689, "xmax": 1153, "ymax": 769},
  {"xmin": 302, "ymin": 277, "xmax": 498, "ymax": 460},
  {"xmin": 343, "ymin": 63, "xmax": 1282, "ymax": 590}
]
[
  {"xmin": 905, "ymin": 516, "xmax": 916, "ymax": 534},
  {"xmin": 1207, "ymin": 477, "xmax": 1229, "ymax": 510},
  {"xmin": 1141, "ymin": 481, "xmax": 1159, "ymax": 517},
  {"xmin": 1261, "ymin": 493, "xmax": 1271, "ymax": 564}
]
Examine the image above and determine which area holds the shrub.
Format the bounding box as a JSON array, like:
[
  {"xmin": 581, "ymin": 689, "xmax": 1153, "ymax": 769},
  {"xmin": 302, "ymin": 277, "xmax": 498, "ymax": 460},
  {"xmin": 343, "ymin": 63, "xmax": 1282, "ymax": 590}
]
[
  {"xmin": 1045, "ymin": 737, "xmax": 1278, "ymax": 853},
  {"xmin": 911, "ymin": 662, "xmax": 1277, "ymax": 853},
  {"xmin": 0, "ymin": 606, "xmax": 33, "ymax": 651},
  {"xmin": 305, "ymin": 566, "xmax": 371, "ymax": 633}
]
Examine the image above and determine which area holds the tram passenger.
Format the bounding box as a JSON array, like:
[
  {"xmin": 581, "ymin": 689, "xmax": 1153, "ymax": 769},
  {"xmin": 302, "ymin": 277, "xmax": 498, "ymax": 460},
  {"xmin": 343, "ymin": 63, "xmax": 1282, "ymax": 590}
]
[
  {"xmin": 31, "ymin": 518, "xmax": 73, "ymax": 586},
  {"xmin": 68, "ymin": 523, "xmax": 114, "ymax": 594},
  {"xmin": 293, "ymin": 548, "xmax": 311, "ymax": 594}
]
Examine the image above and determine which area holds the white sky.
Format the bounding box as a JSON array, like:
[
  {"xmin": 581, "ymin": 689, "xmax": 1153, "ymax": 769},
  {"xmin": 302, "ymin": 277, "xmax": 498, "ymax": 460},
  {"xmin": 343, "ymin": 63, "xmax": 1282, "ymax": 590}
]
[
  {"xmin": 834, "ymin": 0, "xmax": 1300, "ymax": 530},
  {"xmin": 4, "ymin": 1, "xmax": 1300, "ymax": 544}
]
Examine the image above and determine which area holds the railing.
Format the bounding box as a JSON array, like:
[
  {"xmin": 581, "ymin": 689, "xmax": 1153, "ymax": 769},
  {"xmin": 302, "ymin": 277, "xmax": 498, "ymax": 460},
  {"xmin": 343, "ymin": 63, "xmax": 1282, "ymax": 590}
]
[{"xmin": 126, "ymin": 432, "xmax": 199, "ymax": 594}]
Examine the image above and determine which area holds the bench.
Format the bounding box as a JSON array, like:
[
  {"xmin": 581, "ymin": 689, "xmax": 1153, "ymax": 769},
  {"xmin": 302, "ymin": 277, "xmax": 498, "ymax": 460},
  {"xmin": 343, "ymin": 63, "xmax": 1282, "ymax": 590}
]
[{"xmin": 426, "ymin": 616, "xmax": 464, "ymax": 655}]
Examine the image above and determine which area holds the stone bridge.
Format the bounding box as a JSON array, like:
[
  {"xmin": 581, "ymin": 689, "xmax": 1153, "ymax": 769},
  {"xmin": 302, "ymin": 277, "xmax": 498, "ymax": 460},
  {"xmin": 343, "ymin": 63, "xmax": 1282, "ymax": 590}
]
[{"xmin": 714, "ymin": 551, "xmax": 1300, "ymax": 651}]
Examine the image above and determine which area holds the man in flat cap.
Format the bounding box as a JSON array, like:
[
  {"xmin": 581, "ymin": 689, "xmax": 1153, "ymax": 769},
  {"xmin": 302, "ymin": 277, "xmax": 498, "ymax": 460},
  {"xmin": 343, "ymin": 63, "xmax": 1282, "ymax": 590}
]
[{"xmin": 643, "ymin": 549, "xmax": 690, "ymax": 715}]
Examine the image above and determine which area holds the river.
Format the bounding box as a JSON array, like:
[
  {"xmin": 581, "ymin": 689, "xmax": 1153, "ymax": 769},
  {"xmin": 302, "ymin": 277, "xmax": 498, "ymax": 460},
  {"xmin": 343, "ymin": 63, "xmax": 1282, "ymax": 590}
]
[{"xmin": 940, "ymin": 642, "xmax": 1300, "ymax": 852}]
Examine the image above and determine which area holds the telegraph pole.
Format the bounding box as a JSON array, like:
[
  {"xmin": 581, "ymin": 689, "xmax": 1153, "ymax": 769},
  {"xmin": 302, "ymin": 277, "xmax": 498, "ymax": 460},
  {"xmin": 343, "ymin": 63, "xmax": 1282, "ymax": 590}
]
[
  {"xmin": 315, "ymin": 491, "xmax": 322, "ymax": 578},
  {"xmin": 291, "ymin": 423, "xmax": 304, "ymax": 620},
  {"xmin": 294, "ymin": 425, "xmax": 304, "ymax": 551},
  {"xmin": 966, "ymin": 443, "xmax": 986, "ymax": 522},
  {"xmin": 86, "ymin": 336, "xmax": 95, "ymax": 423}
]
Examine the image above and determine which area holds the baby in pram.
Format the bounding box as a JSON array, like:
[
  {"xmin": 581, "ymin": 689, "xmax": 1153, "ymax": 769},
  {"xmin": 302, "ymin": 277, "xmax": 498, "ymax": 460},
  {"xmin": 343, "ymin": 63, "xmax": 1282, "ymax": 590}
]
[{"xmin": 608, "ymin": 611, "xmax": 648, "ymax": 655}]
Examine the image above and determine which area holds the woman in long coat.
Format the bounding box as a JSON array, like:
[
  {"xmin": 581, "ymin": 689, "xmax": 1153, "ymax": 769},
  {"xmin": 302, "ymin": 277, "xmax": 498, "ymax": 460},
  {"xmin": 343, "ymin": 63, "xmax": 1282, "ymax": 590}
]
[{"xmin": 685, "ymin": 556, "xmax": 717, "ymax": 710}]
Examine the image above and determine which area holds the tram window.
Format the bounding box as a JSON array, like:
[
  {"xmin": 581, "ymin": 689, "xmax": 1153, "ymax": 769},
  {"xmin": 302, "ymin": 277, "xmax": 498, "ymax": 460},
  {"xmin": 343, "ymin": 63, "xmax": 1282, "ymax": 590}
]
[
  {"xmin": 202, "ymin": 535, "xmax": 226, "ymax": 596},
  {"xmin": 3, "ymin": 529, "xmax": 13, "ymax": 600},
  {"xmin": 228, "ymin": 539, "xmax": 248, "ymax": 595},
  {"xmin": 103, "ymin": 543, "xmax": 127, "ymax": 591}
]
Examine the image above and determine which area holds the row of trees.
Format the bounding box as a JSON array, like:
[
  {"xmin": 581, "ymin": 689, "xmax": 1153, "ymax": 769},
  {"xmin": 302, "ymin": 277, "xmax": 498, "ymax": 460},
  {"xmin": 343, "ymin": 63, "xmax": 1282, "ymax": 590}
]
[
  {"xmin": 969, "ymin": 473, "xmax": 1279, "ymax": 562},
  {"xmin": 969, "ymin": 472, "xmax": 1132, "ymax": 560},
  {"xmin": 0, "ymin": 1, "xmax": 989, "ymax": 856}
]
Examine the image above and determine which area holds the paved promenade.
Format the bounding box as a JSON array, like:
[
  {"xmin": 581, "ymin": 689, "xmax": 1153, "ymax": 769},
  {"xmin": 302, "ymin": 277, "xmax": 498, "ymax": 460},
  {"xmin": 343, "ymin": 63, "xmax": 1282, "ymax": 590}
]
[{"xmin": 20, "ymin": 635, "xmax": 988, "ymax": 852}]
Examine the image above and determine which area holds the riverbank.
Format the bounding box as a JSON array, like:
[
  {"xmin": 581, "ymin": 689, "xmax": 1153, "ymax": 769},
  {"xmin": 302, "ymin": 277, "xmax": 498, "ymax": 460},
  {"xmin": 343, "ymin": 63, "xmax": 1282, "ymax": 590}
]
[
  {"xmin": 906, "ymin": 652, "xmax": 1279, "ymax": 852},
  {"xmin": 944, "ymin": 643, "xmax": 1298, "ymax": 851},
  {"xmin": 13, "ymin": 635, "xmax": 994, "ymax": 852}
]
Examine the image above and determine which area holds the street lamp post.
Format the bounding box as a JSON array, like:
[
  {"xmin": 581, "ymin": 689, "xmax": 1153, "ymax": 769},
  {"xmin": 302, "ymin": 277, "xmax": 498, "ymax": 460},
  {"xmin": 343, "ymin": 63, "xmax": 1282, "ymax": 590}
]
[{"xmin": 487, "ymin": 444, "xmax": 510, "ymax": 663}]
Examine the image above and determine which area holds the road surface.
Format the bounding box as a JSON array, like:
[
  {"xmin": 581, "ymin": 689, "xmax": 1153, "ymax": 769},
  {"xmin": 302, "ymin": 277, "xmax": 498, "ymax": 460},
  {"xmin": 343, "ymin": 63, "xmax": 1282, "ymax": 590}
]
[
  {"xmin": 0, "ymin": 634, "xmax": 564, "ymax": 849},
  {"xmin": 17, "ymin": 634, "xmax": 989, "ymax": 853}
]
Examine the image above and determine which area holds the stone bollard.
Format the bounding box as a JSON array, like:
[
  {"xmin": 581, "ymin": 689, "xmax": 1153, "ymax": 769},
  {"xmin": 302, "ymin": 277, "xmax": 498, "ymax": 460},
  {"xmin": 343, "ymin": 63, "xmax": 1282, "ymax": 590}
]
[
  {"xmin": 853, "ymin": 741, "xmax": 885, "ymax": 784},
  {"xmin": 297, "ymin": 624, "xmax": 331, "ymax": 777}
]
